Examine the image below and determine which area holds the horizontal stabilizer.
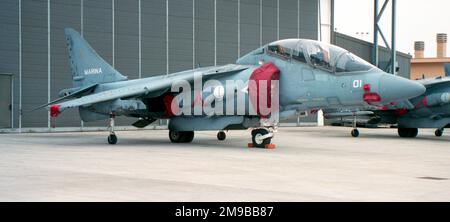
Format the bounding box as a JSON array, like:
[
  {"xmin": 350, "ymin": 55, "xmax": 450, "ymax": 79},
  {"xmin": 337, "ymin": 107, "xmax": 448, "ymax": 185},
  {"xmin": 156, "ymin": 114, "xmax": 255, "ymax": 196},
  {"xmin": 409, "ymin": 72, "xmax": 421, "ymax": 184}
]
[{"xmin": 28, "ymin": 84, "xmax": 98, "ymax": 112}]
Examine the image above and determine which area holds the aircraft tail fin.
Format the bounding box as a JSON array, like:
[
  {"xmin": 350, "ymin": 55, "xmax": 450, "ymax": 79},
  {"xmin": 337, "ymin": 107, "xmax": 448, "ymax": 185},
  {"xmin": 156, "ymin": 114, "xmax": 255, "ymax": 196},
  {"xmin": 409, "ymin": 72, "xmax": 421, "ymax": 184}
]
[{"xmin": 64, "ymin": 28, "xmax": 127, "ymax": 88}]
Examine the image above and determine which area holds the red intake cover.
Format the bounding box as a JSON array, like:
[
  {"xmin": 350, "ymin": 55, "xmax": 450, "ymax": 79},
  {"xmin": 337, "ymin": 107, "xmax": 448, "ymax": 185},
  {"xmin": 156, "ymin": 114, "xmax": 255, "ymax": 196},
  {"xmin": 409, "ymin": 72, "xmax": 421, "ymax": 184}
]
[
  {"xmin": 248, "ymin": 62, "xmax": 280, "ymax": 117},
  {"xmin": 50, "ymin": 105, "xmax": 61, "ymax": 117},
  {"xmin": 163, "ymin": 94, "xmax": 178, "ymax": 117}
]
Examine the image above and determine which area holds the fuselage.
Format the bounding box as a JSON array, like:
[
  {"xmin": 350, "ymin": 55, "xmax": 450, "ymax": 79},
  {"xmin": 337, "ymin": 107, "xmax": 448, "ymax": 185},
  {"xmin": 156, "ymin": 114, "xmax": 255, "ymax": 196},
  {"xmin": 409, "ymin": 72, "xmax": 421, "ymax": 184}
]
[{"xmin": 77, "ymin": 39, "xmax": 426, "ymax": 130}]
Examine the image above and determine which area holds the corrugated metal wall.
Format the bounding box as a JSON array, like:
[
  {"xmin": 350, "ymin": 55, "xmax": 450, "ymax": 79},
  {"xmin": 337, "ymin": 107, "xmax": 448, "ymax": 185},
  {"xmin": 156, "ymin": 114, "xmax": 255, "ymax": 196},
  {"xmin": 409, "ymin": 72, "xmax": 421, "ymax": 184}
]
[{"xmin": 0, "ymin": 0, "xmax": 318, "ymax": 129}]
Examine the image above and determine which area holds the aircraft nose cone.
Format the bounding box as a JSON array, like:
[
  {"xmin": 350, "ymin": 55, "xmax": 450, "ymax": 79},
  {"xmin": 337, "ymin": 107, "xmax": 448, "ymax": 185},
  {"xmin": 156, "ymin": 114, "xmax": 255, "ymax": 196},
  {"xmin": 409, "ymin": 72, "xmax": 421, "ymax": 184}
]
[{"xmin": 378, "ymin": 74, "xmax": 426, "ymax": 103}]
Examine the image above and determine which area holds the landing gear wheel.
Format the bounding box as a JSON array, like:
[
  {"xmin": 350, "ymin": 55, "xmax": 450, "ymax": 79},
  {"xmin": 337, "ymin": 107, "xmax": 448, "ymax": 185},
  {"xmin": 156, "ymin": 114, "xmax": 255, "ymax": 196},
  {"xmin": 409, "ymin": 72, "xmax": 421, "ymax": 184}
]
[
  {"xmin": 435, "ymin": 128, "xmax": 444, "ymax": 137},
  {"xmin": 398, "ymin": 128, "xmax": 418, "ymax": 138},
  {"xmin": 107, "ymin": 113, "xmax": 117, "ymax": 145},
  {"xmin": 217, "ymin": 131, "xmax": 226, "ymax": 141},
  {"xmin": 351, "ymin": 129, "xmax": 359, "ymax": 137},
  {"xmin": 251, "ymin": 128, "xmax": 272, "ymax": 148},
  {"xmin": 169, "ymin": 130, "xmax": 194, "ymax": 143},
  {"xmin": 181, "ymin": 131, "xmax": 194, "ymax": 143},
  {"xmin": 107, "ymin": 134, "xmax": 117, "ymax": 144},
  {"xmin": 169, "ymin": 130, "xmax": 181, "ymax": 143}
]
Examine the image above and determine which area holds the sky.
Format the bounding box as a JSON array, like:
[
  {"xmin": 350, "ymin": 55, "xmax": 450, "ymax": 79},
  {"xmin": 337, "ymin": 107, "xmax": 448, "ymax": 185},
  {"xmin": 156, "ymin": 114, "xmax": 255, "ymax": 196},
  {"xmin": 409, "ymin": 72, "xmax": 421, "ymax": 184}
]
[{"xmin": 334, "ymin": 0, "xmax": 450, "ymax": 58}]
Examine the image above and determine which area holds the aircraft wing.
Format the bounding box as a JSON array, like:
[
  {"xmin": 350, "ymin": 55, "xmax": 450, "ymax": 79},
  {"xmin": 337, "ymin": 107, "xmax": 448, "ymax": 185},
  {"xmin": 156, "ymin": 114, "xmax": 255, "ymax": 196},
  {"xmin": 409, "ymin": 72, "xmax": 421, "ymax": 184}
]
[
  {"xmin": 49, "ymin": 64, "xmax": 250, "ymax": 115},
  {"xmin": 28, "ymin": 84, "xmax": 98, "ymax": 112},
  {"xmin": 417, "ymin": 77, "xmax": 450, "ymax": 89}
]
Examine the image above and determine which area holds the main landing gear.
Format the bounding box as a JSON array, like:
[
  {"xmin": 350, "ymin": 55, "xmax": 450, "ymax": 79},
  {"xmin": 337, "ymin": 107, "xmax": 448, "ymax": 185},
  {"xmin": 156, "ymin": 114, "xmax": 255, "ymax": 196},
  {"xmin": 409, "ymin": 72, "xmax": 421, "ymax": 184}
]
[
  {"xmin": 398, "ymin": 128, "xmax": 418, "ymax": 138},
  {"xmin": 169, "ymin": 130, "xmax": 194, "ymax": 143},
  {"xmin": 435, "ymin": 128, "xmax": 444, "ymax": 137},
  {"xmin": 107, "ymin": 114, "xmax": 118, "ymax": 144}
]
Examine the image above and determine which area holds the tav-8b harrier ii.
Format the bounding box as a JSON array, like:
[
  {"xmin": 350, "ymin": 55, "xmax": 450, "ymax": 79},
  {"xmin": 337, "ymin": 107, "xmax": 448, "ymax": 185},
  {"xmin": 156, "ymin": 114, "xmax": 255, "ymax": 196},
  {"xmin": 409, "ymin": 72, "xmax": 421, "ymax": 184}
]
[{"xmin": 35, "ymin": 28, "xmax": 425, "ymax": 147}]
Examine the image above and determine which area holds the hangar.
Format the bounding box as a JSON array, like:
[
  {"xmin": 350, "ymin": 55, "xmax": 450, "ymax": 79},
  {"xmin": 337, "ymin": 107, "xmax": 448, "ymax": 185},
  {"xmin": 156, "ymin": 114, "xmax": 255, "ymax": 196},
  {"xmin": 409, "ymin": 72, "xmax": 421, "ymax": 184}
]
[{"xmin": 0, "ymin": 0, "xmax": 331, "ymax": 131}]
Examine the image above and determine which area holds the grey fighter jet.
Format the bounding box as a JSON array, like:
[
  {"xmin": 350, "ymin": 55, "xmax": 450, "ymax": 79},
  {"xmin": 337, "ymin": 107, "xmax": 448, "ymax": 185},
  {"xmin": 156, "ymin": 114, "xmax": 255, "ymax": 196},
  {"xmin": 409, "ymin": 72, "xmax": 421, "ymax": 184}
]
[
  {"xmin": 34, "ymin": 28, "xmax": 425, "ymax": 147},
  {"xmin": 324, "ymin": 76, "xmax": 450, "ymax": 138}
]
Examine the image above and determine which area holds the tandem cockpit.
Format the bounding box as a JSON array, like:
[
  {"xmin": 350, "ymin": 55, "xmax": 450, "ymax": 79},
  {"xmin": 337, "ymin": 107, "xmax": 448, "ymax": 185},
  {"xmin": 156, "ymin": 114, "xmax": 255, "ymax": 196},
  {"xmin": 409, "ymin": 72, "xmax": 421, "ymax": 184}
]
[{"xmin": 238, "ymin": 39, "xmax": 380, "ymax": 74}]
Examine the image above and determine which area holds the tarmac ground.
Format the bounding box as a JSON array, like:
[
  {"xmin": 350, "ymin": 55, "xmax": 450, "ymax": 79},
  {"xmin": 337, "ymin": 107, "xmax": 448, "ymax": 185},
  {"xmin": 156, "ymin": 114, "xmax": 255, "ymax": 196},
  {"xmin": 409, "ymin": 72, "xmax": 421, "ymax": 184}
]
[{"xmin": 0, "ymin": 126, "xmax": 449, "ymax": 201}]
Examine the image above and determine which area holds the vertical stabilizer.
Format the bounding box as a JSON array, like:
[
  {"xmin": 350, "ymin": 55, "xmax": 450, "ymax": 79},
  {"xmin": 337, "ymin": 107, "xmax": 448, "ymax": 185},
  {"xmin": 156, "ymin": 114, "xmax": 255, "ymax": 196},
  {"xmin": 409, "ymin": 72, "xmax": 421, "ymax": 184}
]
[{"xmin": 64, "ymin": 28, "xmax": 127, "ymax": 87}]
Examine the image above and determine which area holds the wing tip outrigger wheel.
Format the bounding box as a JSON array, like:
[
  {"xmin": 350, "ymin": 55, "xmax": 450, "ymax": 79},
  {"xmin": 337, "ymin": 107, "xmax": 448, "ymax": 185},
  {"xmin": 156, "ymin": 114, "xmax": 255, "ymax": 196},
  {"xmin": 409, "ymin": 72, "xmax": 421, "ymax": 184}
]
[
  {"xmin": 217, "ymin": 131, "xmax": 226, "ymax": 141},
  {"xmin": 435, "ymin": 128, "xmax": 444, "ymax": 137},
  {"xmin": 107, "ymin": 113, "xmax": 118, "ymax": 144},
  {"xmin": 351, "ymin": 129, "xmax": 359, "ymax": 137}
]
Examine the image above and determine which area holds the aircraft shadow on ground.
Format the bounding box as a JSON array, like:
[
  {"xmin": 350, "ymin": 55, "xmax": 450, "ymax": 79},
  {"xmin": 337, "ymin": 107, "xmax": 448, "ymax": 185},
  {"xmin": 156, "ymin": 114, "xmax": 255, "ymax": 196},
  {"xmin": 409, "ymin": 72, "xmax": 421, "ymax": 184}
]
[
  {"xmin": 324, "ymin": 132, "xmax": 450, "ymax": 142},
  {"xmin": 25, "ymin": 134, "xmax": 249, "ymax": 150}
]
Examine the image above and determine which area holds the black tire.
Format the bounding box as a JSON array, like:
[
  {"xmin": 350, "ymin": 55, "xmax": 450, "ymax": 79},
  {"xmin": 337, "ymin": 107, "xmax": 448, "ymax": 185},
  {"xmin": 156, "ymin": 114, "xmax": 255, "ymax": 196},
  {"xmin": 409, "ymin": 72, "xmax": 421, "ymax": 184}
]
[
  {"xmin": 408, "ymin": 128, "xmax": 418, "ymax": 138},
  {"xmin": 107, "ymin": 134, "xmax": 117, "ymax": 145},
  {"xmin": 435, "ymin": 128, "xmax": 444, "ymax": 137},
  {"xmin": 351, "ymin": 129, "xmax": 359, "ymax": 137},
  {"xmin": 169, "ymin": 130, "xmax": 194, "ymax": 143},
  {"xmin": 398, "ymin": 128, "xmax": 408, "ymax": 137},
  {"xmin": 217, "ymin": 131, "xmax": 226, "ymax": 141},
  {"xmin": 169, "ymin": 130, "xmax": 181, "ymax": 143},
  {"xmin": 251, "ymin": 128, "xmax": 271, "ymax": 148},
  {"xmin": 398, "ymin": 128, "xmax": 418, "ymax": 138},
  {"xmin": 181, "ymin": 131, "xmax": 194, "ymax": 143}
]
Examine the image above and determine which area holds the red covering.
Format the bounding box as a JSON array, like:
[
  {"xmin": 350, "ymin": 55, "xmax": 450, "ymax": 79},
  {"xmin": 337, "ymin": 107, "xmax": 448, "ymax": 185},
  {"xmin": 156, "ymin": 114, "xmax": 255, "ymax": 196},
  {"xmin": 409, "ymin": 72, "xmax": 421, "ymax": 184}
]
[
  {"xmin": 163, "ymin": 94, "xmax": 178, "ymax": 117},
  {"xmin": 395, "ymin": 108, "xmax": 408, "ymax": 116},
  {"xmin": 248, "ymin": 62, "xmax": 280, "ymax": 117},
  {"xmin": 363, "ymin": 92, "xmax": 381, "ymax": 104},
  {"xmin": 50, "ymin": 105, "xmax": 61, "ymax": 117}
]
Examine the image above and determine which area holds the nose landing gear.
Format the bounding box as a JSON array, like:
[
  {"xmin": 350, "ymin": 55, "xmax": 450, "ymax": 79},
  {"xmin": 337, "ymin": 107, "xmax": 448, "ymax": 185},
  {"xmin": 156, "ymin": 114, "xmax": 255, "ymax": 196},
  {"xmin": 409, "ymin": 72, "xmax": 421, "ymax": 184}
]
[
  {"xmin": 351, "ymin": 113, "xmax": 360, "ymax": 137},
  {"xmin": 249, "ymin": 128, "xmax": 275, "ymax": 149}
]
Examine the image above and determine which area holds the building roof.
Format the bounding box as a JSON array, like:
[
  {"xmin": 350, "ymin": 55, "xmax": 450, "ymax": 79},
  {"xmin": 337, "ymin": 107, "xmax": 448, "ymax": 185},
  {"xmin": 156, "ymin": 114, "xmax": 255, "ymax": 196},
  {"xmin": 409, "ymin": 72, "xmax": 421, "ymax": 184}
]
[{"xmin": 411, "ymin": 57, "xmax": 450, "ymax": 63}]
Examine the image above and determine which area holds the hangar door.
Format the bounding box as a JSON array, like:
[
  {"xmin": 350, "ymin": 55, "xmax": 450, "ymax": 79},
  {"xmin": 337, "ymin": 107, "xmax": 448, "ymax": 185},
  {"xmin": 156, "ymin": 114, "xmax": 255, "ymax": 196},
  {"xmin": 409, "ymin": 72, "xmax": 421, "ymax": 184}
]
[{"xmin": 0, "ymin": 74, "xmax": 12, "ymax": 128}]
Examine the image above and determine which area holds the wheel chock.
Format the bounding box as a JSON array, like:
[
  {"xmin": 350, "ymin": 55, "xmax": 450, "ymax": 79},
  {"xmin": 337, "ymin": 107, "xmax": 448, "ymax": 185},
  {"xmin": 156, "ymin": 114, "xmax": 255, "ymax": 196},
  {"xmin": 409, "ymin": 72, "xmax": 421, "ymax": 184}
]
[
  {"xmin": 265, "ymin": 144, "xmax": 276, "ymax": 149},
  {"xmin": 247, "ymin": 143, "xmax": 276, "ymax": 149}
]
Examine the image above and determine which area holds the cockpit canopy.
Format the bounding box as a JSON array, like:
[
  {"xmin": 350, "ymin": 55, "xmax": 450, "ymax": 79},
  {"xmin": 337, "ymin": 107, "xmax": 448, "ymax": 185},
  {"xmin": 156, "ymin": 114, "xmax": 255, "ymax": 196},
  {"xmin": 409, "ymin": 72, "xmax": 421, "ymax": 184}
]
[{"xmin": 266, "ymin": 39, "xmax": 378, "ymax": 73}]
